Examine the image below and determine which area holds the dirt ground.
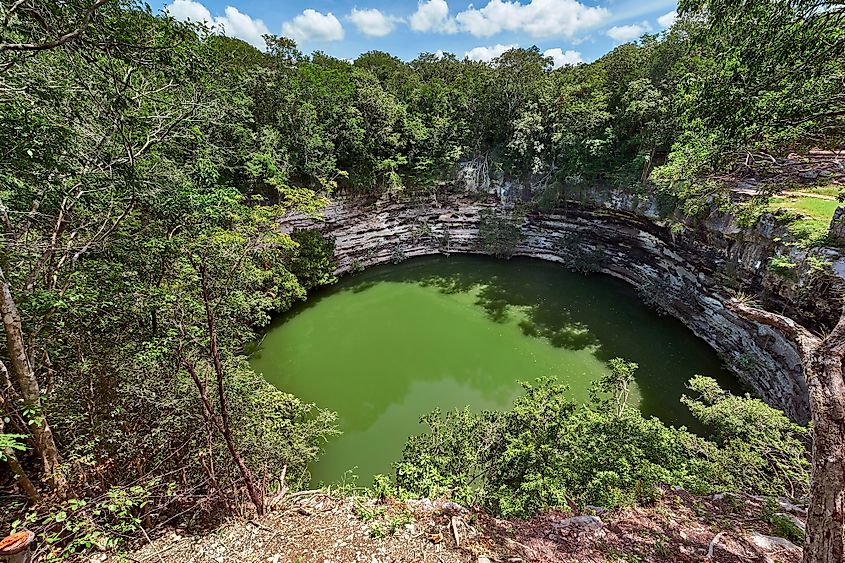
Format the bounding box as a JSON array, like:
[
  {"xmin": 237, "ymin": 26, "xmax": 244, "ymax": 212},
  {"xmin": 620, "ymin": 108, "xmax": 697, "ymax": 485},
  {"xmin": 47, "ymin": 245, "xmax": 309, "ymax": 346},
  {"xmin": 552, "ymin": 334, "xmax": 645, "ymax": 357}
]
[{"xmin": 111, "ymin": 487, "xmax": 805, "ymax": 563}]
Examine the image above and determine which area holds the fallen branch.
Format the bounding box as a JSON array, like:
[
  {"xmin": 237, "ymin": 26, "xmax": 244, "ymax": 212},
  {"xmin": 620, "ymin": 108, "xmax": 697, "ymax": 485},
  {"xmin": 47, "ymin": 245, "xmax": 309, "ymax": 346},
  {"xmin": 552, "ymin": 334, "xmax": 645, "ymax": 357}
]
[
  {"xmin": 707, "ymin": 531, "xmax": 726, "ymax": 560},
  {"xmin": 450, "ymin": 516, "xmax": 461, "ymax": 547}
]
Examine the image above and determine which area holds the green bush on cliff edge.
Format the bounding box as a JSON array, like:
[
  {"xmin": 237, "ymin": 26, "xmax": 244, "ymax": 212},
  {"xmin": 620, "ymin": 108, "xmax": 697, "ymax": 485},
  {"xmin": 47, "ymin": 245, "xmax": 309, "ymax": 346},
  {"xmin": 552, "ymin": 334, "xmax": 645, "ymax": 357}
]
[{"xmin": 393, "ymin": 362, "xmax": 809, "ymax": 518}]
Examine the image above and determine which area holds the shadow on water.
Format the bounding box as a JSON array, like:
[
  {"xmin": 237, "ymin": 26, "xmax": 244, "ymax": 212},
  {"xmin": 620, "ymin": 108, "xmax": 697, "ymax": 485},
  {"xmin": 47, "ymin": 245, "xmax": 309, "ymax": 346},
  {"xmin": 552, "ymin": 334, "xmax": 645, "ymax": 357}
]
[
  {"xmin": 330, "ymin": 255, "xmax": 742, "ymax": 424},
  {"xmin": 251, "ymin": 254, "xmax": 743, "ymax": 482}
]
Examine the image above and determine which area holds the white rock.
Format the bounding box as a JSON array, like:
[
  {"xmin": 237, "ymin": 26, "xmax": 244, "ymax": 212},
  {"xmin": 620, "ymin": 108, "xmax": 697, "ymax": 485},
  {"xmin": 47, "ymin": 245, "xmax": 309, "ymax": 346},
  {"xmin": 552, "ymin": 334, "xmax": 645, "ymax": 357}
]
[
  {"xmin": 553, "ymin": 515, "xmax": 603, "ymax": 531},
  {"xmin": 749, "ymin": 532, "xmax": 801, "ymax": 553},
  {"xmin": 583, "ymin": 505, "xmax": 606, "ymax": 515},
  {"xmin": 776, "ymin": 497, "xmax": 808, "ymax": 516},
  {"xmin": 440, "ymin": 501, "xmax": 469, "ymax": 514}
]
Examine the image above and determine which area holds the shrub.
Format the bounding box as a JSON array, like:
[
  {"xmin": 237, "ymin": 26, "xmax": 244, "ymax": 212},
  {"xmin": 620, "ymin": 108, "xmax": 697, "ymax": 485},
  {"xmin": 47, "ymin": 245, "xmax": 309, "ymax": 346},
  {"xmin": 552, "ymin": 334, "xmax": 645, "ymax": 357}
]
[
  {"xmin": 288, "ymin": 228, "xmax": 337, "ymax": 290},
  {"xmin": 8, "ymin": 482, "xmax": 162, "ymax": 560},
  {"xmin": 394, "ymin": 367, "xmax": 809, "ymax": 518},
  {"xmin": 477, "ymin": 209, "xmax": 525, "ymax": 258},
  {"xmin": 681, "ymin": 376, "xmax": 810, "ymax": 498},
  {"xmin": 768, "ymin": 255, "xmax": 798, "ymax": 277}
]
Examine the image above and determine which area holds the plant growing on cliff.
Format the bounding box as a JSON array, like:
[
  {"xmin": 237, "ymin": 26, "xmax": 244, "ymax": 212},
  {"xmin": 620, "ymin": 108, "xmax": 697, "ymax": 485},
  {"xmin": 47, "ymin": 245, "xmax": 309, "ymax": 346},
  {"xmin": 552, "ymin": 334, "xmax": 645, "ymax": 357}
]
[
  {"xmin": 477, "ymin": 209, "xmax": 525, "ymax": 258},
  {"xmin": 654, "ymin": 189, "xmax": 680, "ymax": 219},
  {"xmin": 557, "ymin": 233, "xmax": 603, "ymax": 274},
  {"xmin": 288, "ymin": 229, "xmax": 338, "ymax": 290},
  {"xmin": 636, "ymin": 278, "xmax": 670, "ymax": 314},
  {"xmin": 390, "ymin": 247, "xmax": 408, "ymax": 264},
  {"xmin": 734, "ymin": 197, "xmax": 770, "ymax": 229},
  {"xmin": 768, "ymin": 255, "xmax": 799, "ymax": 277}
]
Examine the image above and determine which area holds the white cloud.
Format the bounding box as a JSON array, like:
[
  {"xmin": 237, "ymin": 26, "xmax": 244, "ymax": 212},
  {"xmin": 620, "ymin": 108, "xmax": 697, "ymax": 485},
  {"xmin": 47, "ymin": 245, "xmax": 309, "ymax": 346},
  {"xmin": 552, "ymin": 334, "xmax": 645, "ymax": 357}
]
[
  {"xmin": 410, "ymin": 0, "xmax": 457, "ymax": 33},
  {"xmin": 164, "ymin": 0, "xmax": 269, "ymax": 49},
  {"xmin": 657, "ymin": 10, "xmax": 677, "ymax": 28},
  {"xmin": 347, "ymin": 8, "xmax": 401, "ymax": 37},
  {"xmin": 607, "ymin": 21, "xmax": 651, "ymax": 42},
  {"xmin": 455, "ymin": 0, "xmax": 609, "ymax": 39},
  {"xmin": 282, "ymin": 9, "xmax": 345, "ymax": 43},
  {"xmin": 166, "ymin": 0, "xmax": 211, "ymax": 22},
  {"xmin": 543, "ymin": 48, "xmax": 583, "ymax": 68},
  {"xmin": 464, "ymin": 43, "xmax": 517, "ymax": 62},
  {"xmin": 216, "ymin": 6, "xmax": 270, "ymax": 48}
]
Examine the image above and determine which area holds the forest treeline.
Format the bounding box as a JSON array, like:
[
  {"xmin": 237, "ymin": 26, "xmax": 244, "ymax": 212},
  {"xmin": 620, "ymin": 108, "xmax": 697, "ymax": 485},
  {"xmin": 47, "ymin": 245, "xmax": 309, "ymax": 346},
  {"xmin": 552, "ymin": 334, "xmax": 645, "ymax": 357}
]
[{"xmin": 0, "ymin": 0, "xmax": 844, "ymax": 559}]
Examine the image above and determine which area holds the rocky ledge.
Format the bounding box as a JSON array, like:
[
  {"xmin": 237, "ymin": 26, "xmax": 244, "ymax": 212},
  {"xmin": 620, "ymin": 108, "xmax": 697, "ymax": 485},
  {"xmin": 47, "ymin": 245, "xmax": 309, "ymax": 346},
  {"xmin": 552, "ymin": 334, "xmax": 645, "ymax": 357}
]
[{"xmin": 281, "ymin": 189, "xmax": 845, "ymax": 422}]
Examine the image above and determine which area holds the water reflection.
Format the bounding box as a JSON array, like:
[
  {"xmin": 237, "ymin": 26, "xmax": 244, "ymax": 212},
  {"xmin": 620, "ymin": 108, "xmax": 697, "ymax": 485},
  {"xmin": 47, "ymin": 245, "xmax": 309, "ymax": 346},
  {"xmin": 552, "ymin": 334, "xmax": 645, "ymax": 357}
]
[
  {"xmin": 251, "ymin": 255, "xmax": 741, "ymax": 483},
  {"xmin": 330, "ymin": 256, "xmax": 742, "ymax": 422}
]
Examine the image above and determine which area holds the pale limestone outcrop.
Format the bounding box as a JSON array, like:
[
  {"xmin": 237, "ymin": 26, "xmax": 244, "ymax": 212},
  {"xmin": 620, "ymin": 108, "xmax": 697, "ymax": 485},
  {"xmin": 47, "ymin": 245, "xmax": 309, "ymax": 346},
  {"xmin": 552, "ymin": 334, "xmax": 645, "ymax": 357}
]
[{"xmin": 282, "ymin": 191, "xmax": 844, "ymax": 422}]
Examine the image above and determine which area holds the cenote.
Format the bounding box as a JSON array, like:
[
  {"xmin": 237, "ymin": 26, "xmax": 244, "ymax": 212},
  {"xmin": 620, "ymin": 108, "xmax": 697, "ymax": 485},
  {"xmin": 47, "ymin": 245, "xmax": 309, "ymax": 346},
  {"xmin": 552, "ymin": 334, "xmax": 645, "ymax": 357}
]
[{"xmin": 251, "ymin": 255, "xmax": 742, "ymax": 485}]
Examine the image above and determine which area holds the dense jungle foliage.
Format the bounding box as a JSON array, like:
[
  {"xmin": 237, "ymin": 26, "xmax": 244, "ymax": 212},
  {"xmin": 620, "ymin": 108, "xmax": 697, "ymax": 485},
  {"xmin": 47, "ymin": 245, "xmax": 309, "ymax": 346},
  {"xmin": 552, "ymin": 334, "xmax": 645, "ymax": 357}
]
[{"xmin": 0, "ymin": 0, "xmax": 843, "ymax": 557}]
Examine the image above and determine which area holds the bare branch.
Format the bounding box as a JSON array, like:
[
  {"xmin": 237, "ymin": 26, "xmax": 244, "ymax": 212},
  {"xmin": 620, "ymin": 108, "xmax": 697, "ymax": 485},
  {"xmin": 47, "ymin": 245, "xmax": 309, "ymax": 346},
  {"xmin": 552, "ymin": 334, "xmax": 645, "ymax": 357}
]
[
  {"xmin": 725, "ymin": 299, "xmax": 821, "ymax": 358},
  {"xmin": 820, "ymin": 305, "xmax": 845, "ymax": 357}
]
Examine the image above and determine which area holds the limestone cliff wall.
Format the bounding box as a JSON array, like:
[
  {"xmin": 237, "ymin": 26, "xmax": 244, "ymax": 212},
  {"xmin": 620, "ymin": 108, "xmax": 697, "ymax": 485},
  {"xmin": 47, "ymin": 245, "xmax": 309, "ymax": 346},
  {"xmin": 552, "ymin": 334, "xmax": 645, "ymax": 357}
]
[{"xmin": 281, "ymin": 191, "xmax": 844, "ymax": 422}]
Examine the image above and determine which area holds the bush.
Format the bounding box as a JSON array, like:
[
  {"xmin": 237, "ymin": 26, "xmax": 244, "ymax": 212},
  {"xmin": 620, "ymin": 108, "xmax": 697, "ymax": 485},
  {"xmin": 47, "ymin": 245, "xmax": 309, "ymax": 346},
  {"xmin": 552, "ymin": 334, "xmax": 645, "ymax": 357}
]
[
  {"xmin": 681, "ymin": 376, "xmax": 810, "ymax": 498},
  {"xmin": 288, "ymin": 228, "xmax": 337, "ymax": 290},
  {"xmin": 768, "ymin": 255, "xmax": 798, "ymax": 277},
  {"xmin": 7, "ymin": 482, "xmax": 162, "ymax": 560},
  {"xmin": 228, "ymin": 362, "xmax": 340, "ymax": 489},
  {"xmin": 477, "ymin": 209, "xmax": 525, "ymax": 258},
  {"xmin": 394, "ymin": 367, "xmax": 809, "ymax": 518}
]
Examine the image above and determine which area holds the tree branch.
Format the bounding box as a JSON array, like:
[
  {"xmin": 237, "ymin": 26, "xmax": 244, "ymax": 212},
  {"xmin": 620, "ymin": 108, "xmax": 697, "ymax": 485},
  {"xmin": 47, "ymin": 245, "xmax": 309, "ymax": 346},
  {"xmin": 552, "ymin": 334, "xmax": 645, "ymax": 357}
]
[
  {"xmin": 0, "ymin": 0, "xmax": 110, "ymax": 52},
  {"xmin": 725, "ymin": 299, "xmax": 821, "ymax": 358},
  {"xmin": 819, "ymin": 305, "xmax": 845, "ymax": 357}
]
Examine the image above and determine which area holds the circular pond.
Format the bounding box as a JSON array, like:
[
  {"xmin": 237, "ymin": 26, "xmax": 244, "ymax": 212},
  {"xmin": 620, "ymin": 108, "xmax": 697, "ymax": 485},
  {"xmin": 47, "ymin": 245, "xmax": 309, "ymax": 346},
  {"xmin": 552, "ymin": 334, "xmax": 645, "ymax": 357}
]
[{"xmin": 251, "ymin": 255, "xmax": 741, "ymax": 484}]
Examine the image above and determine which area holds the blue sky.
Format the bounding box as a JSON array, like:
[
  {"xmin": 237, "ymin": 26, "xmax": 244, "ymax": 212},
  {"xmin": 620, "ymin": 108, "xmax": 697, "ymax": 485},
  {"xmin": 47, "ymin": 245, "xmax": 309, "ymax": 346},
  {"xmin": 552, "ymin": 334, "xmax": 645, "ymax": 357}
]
[{"xmin": 150, "ymin": 0, "xmax": 679, "ymax": 66}]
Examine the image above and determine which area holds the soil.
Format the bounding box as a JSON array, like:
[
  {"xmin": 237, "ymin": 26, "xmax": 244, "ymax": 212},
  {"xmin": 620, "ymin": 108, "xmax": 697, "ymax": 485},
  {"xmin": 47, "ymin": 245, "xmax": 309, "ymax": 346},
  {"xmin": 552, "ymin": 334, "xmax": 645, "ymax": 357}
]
[{"xmin": 113, "ymin": 488, "xmax": 804, "ymax": 563}]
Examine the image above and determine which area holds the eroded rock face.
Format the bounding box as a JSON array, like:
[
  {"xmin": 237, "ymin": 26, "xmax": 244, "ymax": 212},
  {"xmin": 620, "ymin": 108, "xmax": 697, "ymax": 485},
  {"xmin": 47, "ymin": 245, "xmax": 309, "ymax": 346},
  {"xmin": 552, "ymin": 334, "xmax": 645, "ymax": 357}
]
[
  {"xmin": 281, "ymin": 191, "xmax": 843, "ymax": 422},
  {"xmin": 830, "ymin": 206, "xmax": 845, "ymax": 244}
]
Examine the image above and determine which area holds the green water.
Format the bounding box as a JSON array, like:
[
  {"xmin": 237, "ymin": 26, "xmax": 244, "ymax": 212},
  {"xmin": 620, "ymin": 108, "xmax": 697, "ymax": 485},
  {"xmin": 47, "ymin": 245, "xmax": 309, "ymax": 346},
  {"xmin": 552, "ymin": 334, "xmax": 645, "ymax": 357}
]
[{"xmin": 251, "ymin": 255, "xmax": 740, "ymax": 485}]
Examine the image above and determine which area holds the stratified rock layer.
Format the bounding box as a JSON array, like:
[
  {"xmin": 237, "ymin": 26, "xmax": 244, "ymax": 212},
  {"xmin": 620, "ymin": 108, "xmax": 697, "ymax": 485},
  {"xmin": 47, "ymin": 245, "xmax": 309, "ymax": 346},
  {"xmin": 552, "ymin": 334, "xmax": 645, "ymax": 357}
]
[{"xmin": 282, "ymin": 190, "xmax": 845, "ymax": 422}]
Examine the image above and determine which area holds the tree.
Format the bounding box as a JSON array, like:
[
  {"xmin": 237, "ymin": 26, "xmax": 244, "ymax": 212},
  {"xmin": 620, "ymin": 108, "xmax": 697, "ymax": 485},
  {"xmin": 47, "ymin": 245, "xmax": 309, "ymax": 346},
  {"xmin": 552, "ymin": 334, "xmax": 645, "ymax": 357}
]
[
  {"xmin": 0, "ymin": 0, "xmax": 110, "ymax": 53},
  {"xmin": 591, "ymin": 358, "xmax": 638, "ymax": 417},
  {"xmin": 0, "ymin": 369, "xmax": 40, "ymax": 503},
  {"xmin": 728, "ymin": 300, "xmax": 845, "ymax": 563},
  {"xmin": 180, "ymin": 253, "xmax": 266, "ymax": 515},
  {"xmin": 0, "ymin": 273, "xmax": 65, "ymax": 493},
  {"xmin": 396, "ymin": 371, "xmax": 809, "ymax": 517},
  {"xmin": 669, "ymin": 0, "xmax": 845, "ymax": 176},
  {"xmin": 0, "ymin": 3, "xmax": 210, "ymax": 497}
]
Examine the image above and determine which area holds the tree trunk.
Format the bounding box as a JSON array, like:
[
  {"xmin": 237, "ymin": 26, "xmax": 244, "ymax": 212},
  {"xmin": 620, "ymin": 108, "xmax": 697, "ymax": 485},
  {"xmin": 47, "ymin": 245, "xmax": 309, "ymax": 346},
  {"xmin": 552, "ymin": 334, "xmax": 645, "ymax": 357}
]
[
  {"xmin": 4, "ymin": 452, "xmax": 41, "ymax": 504},
  {"xmin": 803, "ymin": 339, "xmax": 845, "ymax": 562},
  {"xmin": 0, "ymin": 416, "xmax": 41, "ymax": 504},
  {"xmin": 181, "ymin": 359, "xmax": 264, "ymax": 515},
  {"xmin": 726, "ymin": 300, "xmax": 845, "ymax": 563},
  {"xmin": 0, "ymin": 281, "xmax": 66, "ymax": 495},
  {"xmin": 179, "ymin": 257, "xmax": 264, "ymax": 515}
]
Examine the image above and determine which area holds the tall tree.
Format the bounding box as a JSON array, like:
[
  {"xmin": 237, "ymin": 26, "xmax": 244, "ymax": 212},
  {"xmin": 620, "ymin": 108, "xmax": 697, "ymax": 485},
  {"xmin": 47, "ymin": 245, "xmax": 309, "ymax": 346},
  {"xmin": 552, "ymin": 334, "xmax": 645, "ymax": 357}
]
[
  {"xmin": 673, "ymin": 0, "xmax": 845, "ymax": 174},
  {"xmin": 0, "ymin": 0, "xmax": 208, "ymax": 495},
  {"xmin": 729, "ymin": 300, "xmax": 845, "ymax": 562}
]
